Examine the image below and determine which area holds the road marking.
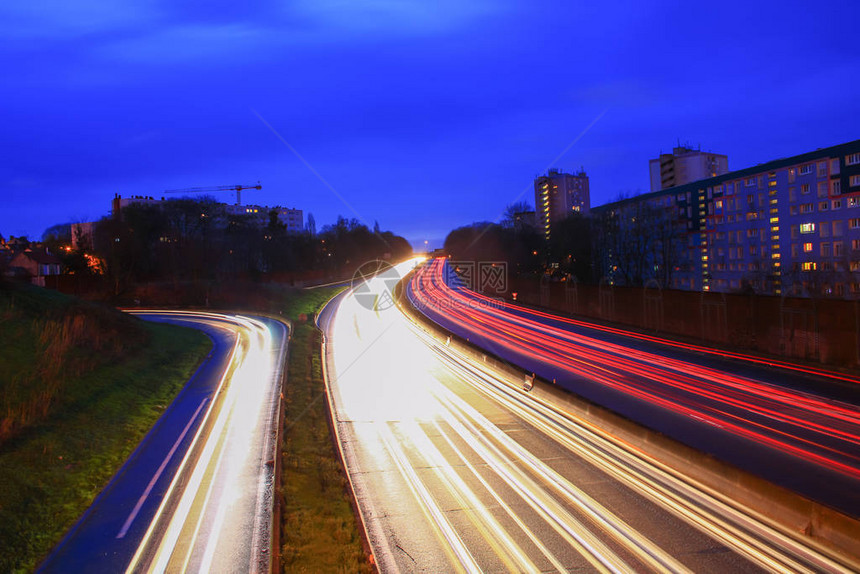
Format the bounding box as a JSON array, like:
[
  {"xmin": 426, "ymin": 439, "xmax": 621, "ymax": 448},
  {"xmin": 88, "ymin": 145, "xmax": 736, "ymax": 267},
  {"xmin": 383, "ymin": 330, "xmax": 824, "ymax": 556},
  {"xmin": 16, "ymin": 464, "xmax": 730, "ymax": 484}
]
[{"xmin": 116, "ymin": 398, "xmax": 208, "ymax": 539}]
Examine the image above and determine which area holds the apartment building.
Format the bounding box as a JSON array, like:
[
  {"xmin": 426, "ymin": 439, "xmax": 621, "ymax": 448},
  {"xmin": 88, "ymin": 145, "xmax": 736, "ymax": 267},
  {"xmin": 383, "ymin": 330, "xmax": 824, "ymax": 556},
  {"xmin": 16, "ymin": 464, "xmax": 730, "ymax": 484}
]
[
  {"xmin": 534, "ymin": 168, "xmax": 590, "ymax": 240},
  {"xmin": 596, "ymin": 139, "xmax": 860, "ymax": 297},
  {"xmin": 649, "ymin": 146, "xmax": 729, "ymax": 192},
  {"xmin": 112, "ymin": 194, "xmax": 304, "ymax": 233}
]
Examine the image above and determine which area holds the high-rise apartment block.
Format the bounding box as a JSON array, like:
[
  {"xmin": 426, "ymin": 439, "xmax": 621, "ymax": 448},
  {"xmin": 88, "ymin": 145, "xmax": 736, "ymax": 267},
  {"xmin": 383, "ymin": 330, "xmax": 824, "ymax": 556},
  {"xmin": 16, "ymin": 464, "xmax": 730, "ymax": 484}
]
[
  {"xmin": 595, "ymin": 139, "xmax": 860, "ymax": 297},
  {"xmin": 649, "ymin": 146, "xmax": 729, "ymax": 192},
  {"xmin": 534, "ymin": 169, "xmax": 590, "ymax": 240}
]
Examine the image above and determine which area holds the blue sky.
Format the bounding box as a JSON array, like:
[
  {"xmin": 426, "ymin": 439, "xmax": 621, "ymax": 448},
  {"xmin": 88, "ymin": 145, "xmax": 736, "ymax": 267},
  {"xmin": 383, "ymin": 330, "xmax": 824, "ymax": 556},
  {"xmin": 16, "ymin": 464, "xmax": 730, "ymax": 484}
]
[{"xmin": 2, "ymin": 0, "xmax": 858, "ymax": 248}]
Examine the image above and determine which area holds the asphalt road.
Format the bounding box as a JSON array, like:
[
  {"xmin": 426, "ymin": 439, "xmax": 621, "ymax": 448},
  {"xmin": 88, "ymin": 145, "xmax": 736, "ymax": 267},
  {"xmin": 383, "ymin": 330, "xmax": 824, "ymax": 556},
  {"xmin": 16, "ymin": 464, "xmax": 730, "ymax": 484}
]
[
  {"xmin": 408, "ymin": 257, "xmax": 860, "ymax": 519},
  {"xmin": 39, "ymin": 311, "xmax": 288, "ymax": 574},
  {"xmin": 321, "ymin": 259, "xmax": 855, "ymax": 573}
]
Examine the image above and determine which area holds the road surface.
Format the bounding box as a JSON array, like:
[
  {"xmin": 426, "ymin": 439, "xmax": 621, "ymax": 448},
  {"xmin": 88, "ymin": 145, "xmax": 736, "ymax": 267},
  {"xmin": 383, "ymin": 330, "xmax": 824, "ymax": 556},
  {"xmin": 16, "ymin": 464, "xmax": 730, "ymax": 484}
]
[
  {"xmin": 408, "ymin": 257, "xmax": 860, "ymax": 518},
  {"xmin": 39, "ymin": 311, "xmax": 287, "ymax": 574},
  {"xmin": 321, "ymin": 259, "xmax": 856, "ymax": 573}
]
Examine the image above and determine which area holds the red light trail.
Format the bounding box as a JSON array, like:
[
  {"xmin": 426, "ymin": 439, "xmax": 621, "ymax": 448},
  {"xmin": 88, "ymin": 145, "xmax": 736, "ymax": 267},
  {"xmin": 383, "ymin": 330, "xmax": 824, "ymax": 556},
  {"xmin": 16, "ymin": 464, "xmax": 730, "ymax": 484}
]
[{"xmin": 409, "ymin": 258, "xmax": 860, "ymax": 482}]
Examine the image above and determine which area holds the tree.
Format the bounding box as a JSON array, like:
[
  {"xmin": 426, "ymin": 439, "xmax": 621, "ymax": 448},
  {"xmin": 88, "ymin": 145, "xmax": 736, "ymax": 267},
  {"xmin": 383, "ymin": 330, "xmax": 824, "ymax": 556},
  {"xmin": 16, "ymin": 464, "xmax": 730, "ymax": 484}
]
[
  {"xmin": 549, "ymin": 213, "xmax": 595, "ymax": 282},
  {"xmin": 501, "ymin": 201, "xmax": 534, "ymax": 229}
]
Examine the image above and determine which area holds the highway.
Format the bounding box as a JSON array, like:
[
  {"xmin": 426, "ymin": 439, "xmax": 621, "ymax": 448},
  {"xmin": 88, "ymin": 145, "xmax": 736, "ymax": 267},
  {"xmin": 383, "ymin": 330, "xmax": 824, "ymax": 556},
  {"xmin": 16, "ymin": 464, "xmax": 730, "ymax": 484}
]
[
  {"xmin": 409, "ymin": 257, "xmax": 860, "ymax": 518},
  {"xmin": 39, "ymin": 311, "xmax": 287, "ymax": 574},
  {"xmin": 321, "ymin": 259, "xmax": 858, "ymax": 572}
]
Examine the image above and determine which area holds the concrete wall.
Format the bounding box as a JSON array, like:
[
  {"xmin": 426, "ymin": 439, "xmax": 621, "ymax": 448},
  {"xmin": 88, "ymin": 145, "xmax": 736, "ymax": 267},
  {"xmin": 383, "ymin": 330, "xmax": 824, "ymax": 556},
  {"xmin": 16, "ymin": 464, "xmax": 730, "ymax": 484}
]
[{"xmin": 509, "ymin": 277, "xmax": 860, "ymax": 367}]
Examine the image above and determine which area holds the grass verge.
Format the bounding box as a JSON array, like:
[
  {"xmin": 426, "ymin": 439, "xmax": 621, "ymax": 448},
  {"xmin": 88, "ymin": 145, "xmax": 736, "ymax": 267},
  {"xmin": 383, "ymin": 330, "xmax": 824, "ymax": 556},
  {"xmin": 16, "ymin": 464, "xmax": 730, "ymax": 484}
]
[
  {"xmin": 0, "ymin": 284, "xmax": 211, "ymax": 573},
  {"xmin": 278, "ymin": 286, "xmax": 373, "ymax": 573}
]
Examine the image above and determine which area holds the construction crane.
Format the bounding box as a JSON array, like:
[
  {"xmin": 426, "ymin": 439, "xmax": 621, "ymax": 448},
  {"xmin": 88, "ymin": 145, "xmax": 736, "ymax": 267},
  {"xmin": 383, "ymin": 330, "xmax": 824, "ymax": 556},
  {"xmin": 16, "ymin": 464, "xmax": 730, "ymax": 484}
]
[{"xmin": 163, "ymin": 182, "xmax": 262, "ymax": 205}]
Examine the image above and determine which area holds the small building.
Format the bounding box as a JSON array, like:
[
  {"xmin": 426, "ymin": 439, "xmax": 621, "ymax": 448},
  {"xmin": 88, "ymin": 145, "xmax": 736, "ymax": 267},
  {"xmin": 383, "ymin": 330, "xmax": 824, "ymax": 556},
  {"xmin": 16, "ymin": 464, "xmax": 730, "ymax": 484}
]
[{"xmin": 9, "ymin": 249, "xmax": 63, "ymax": 286}]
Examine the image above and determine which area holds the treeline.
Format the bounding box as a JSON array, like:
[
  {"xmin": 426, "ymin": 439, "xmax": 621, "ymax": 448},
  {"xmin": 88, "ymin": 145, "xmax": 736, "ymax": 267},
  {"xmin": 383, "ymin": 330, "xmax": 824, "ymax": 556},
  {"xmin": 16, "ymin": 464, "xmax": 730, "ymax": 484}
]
[
  {"xmin": 445, "ymin": 201, "xmax": 685, "ymax": 288},
  {"xmin": 45, "ymin": 197, "xmax": 412, "ymax": 295}
]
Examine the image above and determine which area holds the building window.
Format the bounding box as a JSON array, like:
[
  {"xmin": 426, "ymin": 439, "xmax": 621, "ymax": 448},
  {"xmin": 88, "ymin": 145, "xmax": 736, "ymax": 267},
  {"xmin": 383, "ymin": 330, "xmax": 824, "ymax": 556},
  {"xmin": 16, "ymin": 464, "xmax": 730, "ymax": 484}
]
[
  {"xmin": 851, "ymin": 175, "xmax": 860, "ymax": 187},
  {"xmin": 821, "ymin": 243, "xmax": 831, "ymax": 257},
  {"xmin": 802, "ymin": 262, "xmax": 817, "ymax": 271},
  {"xmin": 804, "ymin": 242, "xmax": 814, "ymax": 252},
  {"xmin": 849, "ymin": 197, "xmax": 860, "ymax": 208},
  {"xmin": 847, "ymin": 153, "xmax": 860, "ymax": 166},
  {"xmin": 818, "ymin": 182, "xmax": 828, "ymax": 197},
  {"xmin": 820, "ymin": 201, "xmax": 829, "ymax": 211},
  {"xmin": 852, "ymin": 239, "xmax": 860, "ymax": 251},
  {"xmin": 745, "ymin": 178, "xmax": 755, "ymax": 186},
  {"xmin": 834, "ymin": 242, "xmax": 844, "ymax": 257},
  {"xmin": 818, "ymin": 162, "xmax": 828, "ymax": 177},
  {"xmin": 801, "ymin": 183, "xmax": 810, "ymax": 194},
  {"xmin": 749, "ymin": 245, "xmax": 757, "ymax": 256},
  {"xmin": 800, "ymin": 223, "xmax": 815, "ymax": 234},
  {"xmin": 834, "ymin": 220, "xmax": 844, "ymax": 237},
  {"xmin": 790, "ymin": 206, "xmax": 799, "ymax": 215},
  {"xmin": 799, "ymin": 164, "xmax": 812, "ymax": 175},
  {"xmin": 832, "ymin": 180, "xmax": 842, "ymax": 195},
  {"xmin": 833, "ymin": 199, "xmax": 842, "ymax": 209},
  {"xmin": 850, "ymin": 218, "xmax": 860, "ymax": 229},
  {"xmin": 800, "ymin": 203, "xmax": 814, "ymax": 213}
]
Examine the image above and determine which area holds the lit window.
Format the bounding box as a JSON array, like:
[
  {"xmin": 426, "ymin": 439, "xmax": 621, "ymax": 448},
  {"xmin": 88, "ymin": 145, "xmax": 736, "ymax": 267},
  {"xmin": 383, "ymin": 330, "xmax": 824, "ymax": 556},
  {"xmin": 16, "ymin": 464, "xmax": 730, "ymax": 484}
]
[
  {"xmin": 800, "ymin": 223, "xmax": 816, "ymax": 234},
  {"xmin": 803, "ymin": 242, "xmax": 813, "ymax": 252},
  {"xmin": 802, "ymin": 261, "xmax": 816, "ymax": 271}
]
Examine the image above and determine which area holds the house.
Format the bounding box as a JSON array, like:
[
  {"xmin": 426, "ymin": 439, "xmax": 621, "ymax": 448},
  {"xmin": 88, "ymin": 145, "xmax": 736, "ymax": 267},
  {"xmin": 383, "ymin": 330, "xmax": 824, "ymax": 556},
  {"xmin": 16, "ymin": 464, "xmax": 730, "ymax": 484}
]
[{"xmin": 9, "ymin": 249, "xmax": 63, "ymax": 286}]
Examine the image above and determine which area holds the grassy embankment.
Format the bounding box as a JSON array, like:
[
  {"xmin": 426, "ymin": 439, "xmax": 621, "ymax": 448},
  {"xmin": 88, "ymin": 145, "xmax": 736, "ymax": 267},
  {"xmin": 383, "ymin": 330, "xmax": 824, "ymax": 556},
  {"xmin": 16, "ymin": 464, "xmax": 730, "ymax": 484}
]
[
  {"xmin": 0, "ymin": 281, "xmax": 210, "ymax": 573},
  {"xmin": 276, "ymin": 286, "xmax": 373, "ymax": 573}
]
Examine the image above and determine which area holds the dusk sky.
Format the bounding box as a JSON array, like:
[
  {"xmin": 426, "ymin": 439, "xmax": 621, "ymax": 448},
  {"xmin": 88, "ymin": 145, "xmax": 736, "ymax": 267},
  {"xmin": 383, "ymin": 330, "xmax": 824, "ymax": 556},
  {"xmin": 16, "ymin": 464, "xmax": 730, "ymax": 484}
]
[{"xmin": 2, "ymin": 0, "xmax": 858, "ymax": 248}]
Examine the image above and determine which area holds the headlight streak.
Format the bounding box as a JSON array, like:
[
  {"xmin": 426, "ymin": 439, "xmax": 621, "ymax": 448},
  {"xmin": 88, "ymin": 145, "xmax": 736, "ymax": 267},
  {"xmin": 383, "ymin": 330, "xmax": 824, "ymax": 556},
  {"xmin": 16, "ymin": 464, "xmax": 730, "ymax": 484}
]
[
  {"xmin": 376, "ymin": 421, "xmax": 482, "ymax": 574},
  {"xmin": 417, "ymin": 326, "xmax": 856, "ymax": 573},
  {"xmin": 430, "ymin": 381, "xmax": 691, "ymax": 574},
  {"xmin": 426, "ymin": 419, "xmax": 572, "ymax": 574},
  {"xmin": 122, "ymin": 311, "xmax": 282, "ymax": 574},
  {"xmin": 409, "ymin": 259, "xmax": 860, "ymax": 481},
  {"xmin": 332, "ymin": 265, "xmax": 700, "ymax": 573}
]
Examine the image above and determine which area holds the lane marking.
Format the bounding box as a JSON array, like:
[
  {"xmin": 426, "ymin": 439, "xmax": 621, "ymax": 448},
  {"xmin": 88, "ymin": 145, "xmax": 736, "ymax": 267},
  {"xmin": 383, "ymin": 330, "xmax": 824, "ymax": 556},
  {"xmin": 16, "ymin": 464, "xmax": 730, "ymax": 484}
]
[{"xmin": 116, "ymin": 398, "xmax": 208, "ymax": 539}]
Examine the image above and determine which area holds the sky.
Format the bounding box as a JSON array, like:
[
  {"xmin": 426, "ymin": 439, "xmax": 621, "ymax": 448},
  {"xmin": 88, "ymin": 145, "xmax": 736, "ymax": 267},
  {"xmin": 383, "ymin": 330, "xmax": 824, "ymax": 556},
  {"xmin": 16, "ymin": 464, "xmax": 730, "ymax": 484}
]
[{"xmin": 1, "ymin": 0, "xmax": 859, "ymax": 249}]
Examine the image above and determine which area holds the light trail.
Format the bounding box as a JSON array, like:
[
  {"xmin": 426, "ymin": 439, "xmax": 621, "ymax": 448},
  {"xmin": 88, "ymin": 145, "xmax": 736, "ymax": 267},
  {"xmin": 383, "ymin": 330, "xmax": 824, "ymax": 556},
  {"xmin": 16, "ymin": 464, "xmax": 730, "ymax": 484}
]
[
  {"xmin": 324, "ymin": 258, "xmax": 859, "ymax": 572},
  {"xmin": 409, "ymin": 258, "xmax": 860, "ymax": 482},
  {"xmin": 123, "ymin": 311, "xmax": 287, "ymax": 574}
]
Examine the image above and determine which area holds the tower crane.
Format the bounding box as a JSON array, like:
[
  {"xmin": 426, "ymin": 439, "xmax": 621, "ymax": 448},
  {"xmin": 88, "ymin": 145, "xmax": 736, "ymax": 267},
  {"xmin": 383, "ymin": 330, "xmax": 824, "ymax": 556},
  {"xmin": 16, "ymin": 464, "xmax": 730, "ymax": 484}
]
[{"xmin": 163, "ymin": 182, "xmax": 262, "ymax": 205}]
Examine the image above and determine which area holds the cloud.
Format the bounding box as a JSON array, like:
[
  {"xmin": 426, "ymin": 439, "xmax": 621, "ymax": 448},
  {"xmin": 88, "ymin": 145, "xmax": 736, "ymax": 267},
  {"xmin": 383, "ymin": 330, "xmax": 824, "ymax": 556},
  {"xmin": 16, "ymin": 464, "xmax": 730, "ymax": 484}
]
[
  {"xmin": 289, "ymin": 0, "xmax": 509, "ymax": 36},
  {"xmin": 0, "ymin": 0, "xmax": 158, "ymax": 40}
]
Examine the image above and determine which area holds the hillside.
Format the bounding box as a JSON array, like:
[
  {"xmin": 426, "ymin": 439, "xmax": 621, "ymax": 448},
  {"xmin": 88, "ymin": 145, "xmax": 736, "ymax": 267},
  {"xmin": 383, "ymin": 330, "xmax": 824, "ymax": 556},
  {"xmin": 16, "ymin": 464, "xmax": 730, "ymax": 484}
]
[{"xmin": 0, "ymin": 281, "xmax": 211, "ymax": 572}]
